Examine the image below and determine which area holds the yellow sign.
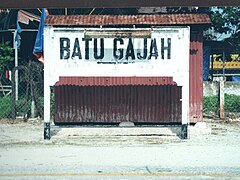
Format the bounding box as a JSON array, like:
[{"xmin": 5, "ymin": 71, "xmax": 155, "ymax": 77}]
[{"xmin": 209, "ymin": 54, "xmax": 240, "ymax": 69}]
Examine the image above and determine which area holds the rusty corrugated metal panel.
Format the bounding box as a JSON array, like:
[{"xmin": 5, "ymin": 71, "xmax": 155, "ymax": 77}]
[
  {"xmin": 54, "ymin": 85, "xmax": 182, "ymax": 124},
  {"xmin": 45, "ymin": 14, "xmax": 211, "ymax": 26},
  {"xmin": 55, "ymin": 76, "xmax": 177, "ymax": 86},
  {"xmin": 189, "ymin": 32, "xmax": 203, "ymax": 123}
]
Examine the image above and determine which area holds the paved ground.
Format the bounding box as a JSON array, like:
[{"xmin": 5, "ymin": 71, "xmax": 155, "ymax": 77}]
[{"xmin": 0, "ymin": 118, "xmax": 240, "ymax": 179}]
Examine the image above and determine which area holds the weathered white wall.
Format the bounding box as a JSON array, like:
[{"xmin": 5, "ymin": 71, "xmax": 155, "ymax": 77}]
[{"xmin": 203, "ymin": 81, "xmax": 240, "ymax": 96}]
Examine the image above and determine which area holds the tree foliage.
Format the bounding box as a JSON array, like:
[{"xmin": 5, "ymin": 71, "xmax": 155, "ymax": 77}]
[
  {"xmin": 166, "ymin": 7, "xmax": 239, "ymax": 53},
  {"xmin": 0, "ymin": 42, "xmax": 14, "ymax": 70},
  {"xmin": 209, "ymin": 7, "xmax": 240, "ymax": 52}
]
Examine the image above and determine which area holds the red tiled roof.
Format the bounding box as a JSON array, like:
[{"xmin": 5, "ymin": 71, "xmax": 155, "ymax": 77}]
[
  {"xmin": 55, "ymin": 77, "xmax": 177, "ymax": 86},
  {"xmin": 45, "ymin": 14, "xmax": 211, "ymax": 26}
]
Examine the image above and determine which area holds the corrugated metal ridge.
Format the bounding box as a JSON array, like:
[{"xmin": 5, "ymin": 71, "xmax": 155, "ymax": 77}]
[
  {"xmin": 55, "ymin": 76, "xmax": 177, "ymax": 86},
  {"xmin": 45, "ymin": 14, "xmax": 211, "ymax": 26},
  {"xmin": 54, "ymin": 85, "xmax": 182, "ymax": 124},
  {"xmin": 189, "ymin": 32, "xmax": 203, "ymax": 123}
]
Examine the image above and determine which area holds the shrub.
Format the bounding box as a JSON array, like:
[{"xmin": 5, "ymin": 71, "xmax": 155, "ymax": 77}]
[
  {"xmin": 0, "ymin": 96, "xmax": 12, "ymax": 118},
  {"xmin": 203, "ymin": 95, "xmax": 218, "ymax": 113},
  {"xmin": 0, "ymin": 94, "xmax": 55, "ymax": 120},
  {"xmin": 16, "ymin": 98, "xmax": 31, "ymax": 117},
  {"xmin": 203, "ymin": 94, "xmax": 240, "ymax": 114},
  {"xmin": 0, "ymin": 96, "xmax": 31, "ymax": 119},
  {"xmin": 225, "ymin": 94, "xmax": 240, "ymax": 112}
]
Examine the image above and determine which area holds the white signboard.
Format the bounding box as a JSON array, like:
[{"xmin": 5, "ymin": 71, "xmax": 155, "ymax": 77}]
[
  {"xmin": 44, "ymin": 27, "xmax": 190, "ymax": 135},
  {"xmin": 44, "ymin": 27, "xmax": 189, "ymax": 85}
]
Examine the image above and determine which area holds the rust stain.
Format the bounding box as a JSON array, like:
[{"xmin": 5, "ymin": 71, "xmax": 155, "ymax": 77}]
[
  {"xmin": 55, "ymin": 77, "xmax": 177, "ymax": 86},
  {"xmin": 54, "ymin": 85, "xmax": 182, "ymax": 124}
]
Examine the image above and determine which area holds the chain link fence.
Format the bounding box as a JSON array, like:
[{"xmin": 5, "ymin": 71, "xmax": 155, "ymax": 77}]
[
  {"xmin": 1, "ymin": 55, "xmax": 240, "ymax": 121},
  {"xmin": 0, "ymin": 61, "xmax": 44, "ymax": 120},
  {"xmin": 203, "ymin": 54, "xmax": 240, "ymax": 119}
]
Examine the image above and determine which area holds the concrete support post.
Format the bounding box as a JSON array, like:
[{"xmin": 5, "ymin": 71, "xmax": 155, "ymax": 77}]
[
  {"xmin": 31, "ymin": 100, "xmax": 36, "ymax": 118},
  {"xmin": 43, "ymin": 26, "xmax": 54, "ymax": 140},
  {"xmin": 219, "ymin": 80, "xmax": 225, "ymax": 119},
  {"xmin": 44, "ymin": 122, "xmax": 50, "ymax": 139},
  {"xmin": 180, "ymin": 27, "xmax": 190, "ymax": 140},
  {"xmin": 30, "ymin": 83, "xmax": 36, "ymax": 118},
  {"xmin": 181, "ymin": 124, "xmax": 188, "ymax": 139},
  {"xmin": 44, "ymin": 83, "xmax": 51, "ymax": 139}
]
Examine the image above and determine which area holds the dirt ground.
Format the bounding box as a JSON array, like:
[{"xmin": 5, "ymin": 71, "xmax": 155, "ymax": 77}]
[
  {"xmin": 0, "ymin": 118, "xmax": 240, "ymax": 179},
  {"xmin": 0, "ymin": 117, "xmax": 239, "ymax": 147}
]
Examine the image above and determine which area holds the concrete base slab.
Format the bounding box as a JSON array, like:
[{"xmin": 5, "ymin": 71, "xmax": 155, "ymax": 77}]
[
  {"xmin": 54, "ymin": 127, "xmax": 179, "ymax": 137},
  {"xmin": 119, "ymin": 122, "xmax": 135, "ymax": 127},
  {"xmin": 194, "ymin": 122, "xmax": 207, "ymax": 129}
]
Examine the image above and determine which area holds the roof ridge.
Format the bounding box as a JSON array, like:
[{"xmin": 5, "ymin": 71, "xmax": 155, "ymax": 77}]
[{"xmin": 45, "ymin": 14, "xmax": 211, "ymax": 26}]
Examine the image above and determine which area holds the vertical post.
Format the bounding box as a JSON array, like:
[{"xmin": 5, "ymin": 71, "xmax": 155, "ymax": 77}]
[
  {"xmin": 219, "ymin": 80, "xmax": 225, "ymax": 119},
  {"xmin": 222, "ymin": 51, "xmax": 225, "ymax": 80},
  {"xmin": 43, "ymin": 26, "xmax": 52, "ymax": 140},
  {"xmin": 30, "ymin": 69, "xmax": 36, "ymax": 118},
  {"xmin": 44, "ymin": 83, "xmax": 51, "ymax": 139},
  {"xmin": 11, "ymin": 68, "xmax": 16, "ymax": 119},
  {"xmin": 181, "ymin": 27, "xmax": 190, "ymax": 139},
  {"xmin": 31, "ymin": 101, "xmax": 36, "ymax": 118},
  {"xmin": 13, "ymin": 30, "xmax": 18, "ymax": 101},
  {"xmin": 211, "ymin": 54, "xmax": 214, "ymax": 81},
  {"xmin": 181, "ymin": 83, "xmax": 189, "ymax": 139},
  {"xmin": 31, "ymin": 91, "xmax": 36, "ymax": 118}
]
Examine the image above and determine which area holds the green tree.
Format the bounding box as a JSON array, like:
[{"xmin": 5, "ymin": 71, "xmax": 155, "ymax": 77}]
[
  {"xmin": 209, "ymin": 7, "xmax": 240, "ymax": 52},
  {"xmin": 0, "ymin": 42, "xmax": 14, "ymax": 70}
]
